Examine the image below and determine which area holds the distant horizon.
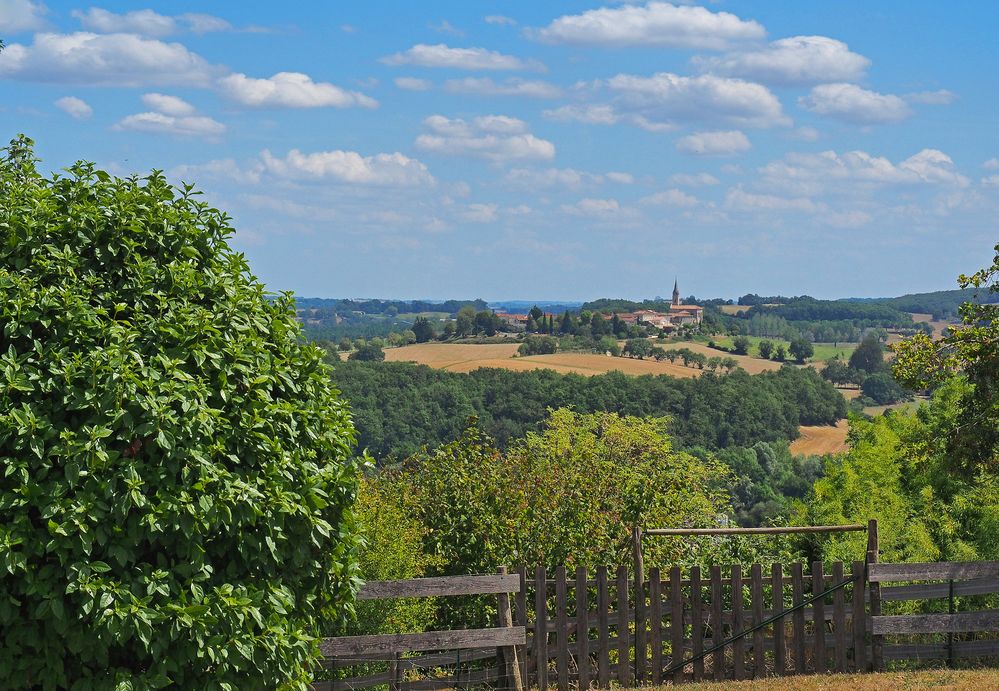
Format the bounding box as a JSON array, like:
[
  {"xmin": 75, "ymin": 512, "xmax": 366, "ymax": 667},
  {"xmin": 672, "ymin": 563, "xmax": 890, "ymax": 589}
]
[{"xmin": 287, "ymin": 280, "xmax": 970, "ymax": 306}]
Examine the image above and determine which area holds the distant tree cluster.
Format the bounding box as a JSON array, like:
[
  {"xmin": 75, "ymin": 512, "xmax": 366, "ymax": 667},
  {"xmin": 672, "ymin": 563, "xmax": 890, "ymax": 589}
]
[
  {"xmin": 330, "ymin": 360, "xmax": 846, "ymax": 460},
  {"xmin": 819, "ymin": 333, "xmax": 911, "ymax": 405}
]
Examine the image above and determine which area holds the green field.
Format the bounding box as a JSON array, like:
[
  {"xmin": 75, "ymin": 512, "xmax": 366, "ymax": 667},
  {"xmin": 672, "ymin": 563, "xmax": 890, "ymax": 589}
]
[{"xmin": 702, "ymin": 335, "xmax": 856, "ymax": 363}]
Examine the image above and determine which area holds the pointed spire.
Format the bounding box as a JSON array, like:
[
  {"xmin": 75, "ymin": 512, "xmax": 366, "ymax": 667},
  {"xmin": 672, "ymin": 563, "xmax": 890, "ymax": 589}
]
[{"xmin": 672, "ymin": 277, "xmax": 680, "ymax": 307}]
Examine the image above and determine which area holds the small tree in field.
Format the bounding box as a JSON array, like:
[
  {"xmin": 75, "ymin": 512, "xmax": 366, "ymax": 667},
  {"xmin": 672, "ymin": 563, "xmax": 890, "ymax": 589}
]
[{"xmin": 0, "ymin": 137, "xmax": 361, "ymax": 689}]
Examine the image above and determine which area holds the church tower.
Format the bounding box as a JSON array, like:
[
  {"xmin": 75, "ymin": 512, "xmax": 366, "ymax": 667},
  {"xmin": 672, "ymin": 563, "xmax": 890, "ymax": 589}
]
[{"xmin": 672, "ymin": 278, "xmax": 680, "ymax": 307}]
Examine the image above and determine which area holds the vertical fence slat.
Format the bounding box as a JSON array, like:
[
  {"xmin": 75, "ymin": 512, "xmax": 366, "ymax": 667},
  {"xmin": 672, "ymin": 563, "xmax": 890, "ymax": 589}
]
[
  {"xmin": 616, "ymin": 566, "xmax": 631, "ymax": 687},
  {"xmin": 791, "ymin": 563, "xmax": 806, "ymax": 674},
  {"xmin": 650, "ymin": 567, "xmax": 662, "ymax": 685},
  {"xmin": 772, "ymin": 563, "xmax": 785, "ymax": 676},
  {"xmin": 535, "ymin": 567, "xmax": 548, "ymax": 691},
  {"xmin": 851, "ymin": 560, "xmax": 867, "ymax": 673},
  {"xmin": 597, "ymin": 567, "xmax": 610, "ymax": 688},
  {"xmin": 670, "ymin": 566, "xmax": 684, "ymax": 685},
  {"xmin": 751, "ymin": 564, "xmax": 764, "ymax": 678},
  {"xmin": 516, "ymin": 567, "xmax": 528, "ymax": 687},
  {"xmin": 556, "ymin": 566, "xmax": 569, "ymax": 691},
  {"xmin": 833, "ymin": 561, "xmax": 847, "ymax": 673},
  {"xmin": 576, "ymin": 567, "xmax": 589, "ymax": 690},
  {"xmin": 711, "ymin": 565, "xmax": 724, "ymax": 680},
  {"xmin": 634, "ymin": 527, "xmax": 646, "ymax": 685},
  {"xmin": 868, "ymin": 519, "xmax": 883, "ymax": 672},
  {"xmin": 732, "ymin": 565, "xmax": 745, "ymax": 681},
  {"xmin": 812, "ymin": 561, "xmax": 826, "ymax": 675},
  {"xmin": 691, "ymin": 566, "xmax": 704, "ymax": 681}
]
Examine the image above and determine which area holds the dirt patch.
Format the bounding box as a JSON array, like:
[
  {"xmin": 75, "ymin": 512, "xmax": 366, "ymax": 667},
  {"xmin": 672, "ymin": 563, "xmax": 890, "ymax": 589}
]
[{"xmin": 789, "ymin": 419, "xmax": 850, "ymax": 456}]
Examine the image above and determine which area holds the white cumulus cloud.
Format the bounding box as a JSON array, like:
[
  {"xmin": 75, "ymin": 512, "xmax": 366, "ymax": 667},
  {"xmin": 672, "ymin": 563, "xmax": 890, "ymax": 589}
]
[
  {"xmin": 394, "ymin": 76, "xmax": 432, "ymax": 91},
  {"xmin": 485, "ymin": 15, "xmax": 517, "ymax": 26},
  {"xmin": 669, "ymin": 172, "xmax": 720, "ymax": 186},
  {"xmin": 675, "ymin": 130, "xmax": 751, "ymax": 156},
  {"xmin": 799, "ymin": 83, "xmax": 911, "ymax": 125},
  {"xmin": 381, "ymin": 43, "xmax": 542, "ymax": 71},
  {"xmin": 695, "ymin": 36, "xmax": 870, "ymax": 86},
  {"xmin": 0, "ymin": 0, "xmax": 47, "ymax": 32},
  {"xmin": 725, "ymin": 188, "xmax": 821, "ymax": 213},
  {"xmin": 0, "ymin": 32, "xmax": 221, "ymax": 86},
  {"xmin": 760, "ymin": 148, "xmax": 970, "ymax": 189},
  {"xmin": 531, "ymin": 2, "xmax": 764, "ymax": 49},
  {"xmin": 414, "ymin": 114, "xmax": 555, "ymax": 163},
  {"xmin": 260, "ymin": 149, "xmax": 435, "ymax": 186},
  {"xmin": 54, "ymin": 95, "xmax": 92, "ymax": 119},
  {"xmin": 113, "ymin": 111, "xmax": 225, "ymax": 138},
  {"xmin": 905, "ymin": 89, "xmax": 956, "ymax": 105},
  {"xmin": 640, "ymin": 188, "xmax": 699, "ymax": 207},
  {"xmin": 461, "ymin": 203, "xmax": 499, "ymax": 222},
  {"xmin": 558, "ymin": 72, "xmax": 789, "ymax": 131},
  {"xmin": 218, "ymin": 71, "xmax": 377, "ymax": 109},
  {"xmin": 141, "ymin": 92, "xmax": 195, "ymax": 116},
  {"xmin": 443, "ymin": 77, "xmax": 562, "ymax": 98},
  {"xmin": 71, "ymin": 7, "xmax": 231, "ymax": 36}
]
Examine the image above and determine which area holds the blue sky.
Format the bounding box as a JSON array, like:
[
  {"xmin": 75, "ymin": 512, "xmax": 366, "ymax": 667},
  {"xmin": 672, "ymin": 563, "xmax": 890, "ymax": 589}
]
[{"xmin": 2, "ymin": 1, "xmax": 997, "ymax": 301}]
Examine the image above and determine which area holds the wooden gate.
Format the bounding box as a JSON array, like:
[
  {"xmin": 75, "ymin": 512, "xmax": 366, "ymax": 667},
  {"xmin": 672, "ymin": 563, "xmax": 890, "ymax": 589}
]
[{"xmin": 517, "ymin": 559, "xmax": 869, "ymax": 688}]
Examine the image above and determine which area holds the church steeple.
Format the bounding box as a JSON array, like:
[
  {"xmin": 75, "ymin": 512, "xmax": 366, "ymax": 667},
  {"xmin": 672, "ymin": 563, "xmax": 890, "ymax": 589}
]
[{"xmin": 672, "ymin": 278, "xmax": 680, "ymax": 307}]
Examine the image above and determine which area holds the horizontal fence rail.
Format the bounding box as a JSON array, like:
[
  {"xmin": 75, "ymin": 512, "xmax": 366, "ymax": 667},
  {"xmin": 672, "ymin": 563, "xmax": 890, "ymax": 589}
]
[
  {"xmin": 356, "ymin": 574, "xmax": 521, "ymax": 600},
  {"xmin": 317, "ymin": 571, "xmax": 525, "ymax": 691},
  {"xmin": 644, "ymin": 524, "xmax": 868, "ymax": 536},
  {"xmin": 869, "ymin": 560, "xmax": 999, "ymax": 668}
]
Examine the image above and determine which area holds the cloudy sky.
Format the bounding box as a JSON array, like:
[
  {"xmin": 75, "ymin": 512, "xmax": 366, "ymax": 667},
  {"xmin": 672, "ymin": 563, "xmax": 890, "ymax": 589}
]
[{"xmin": 2, "ymin": 1, "xmax": 997, "ymax": 301}]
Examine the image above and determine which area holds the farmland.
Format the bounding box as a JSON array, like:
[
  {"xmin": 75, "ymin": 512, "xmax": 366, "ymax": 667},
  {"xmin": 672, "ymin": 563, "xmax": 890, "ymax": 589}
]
[
  {"xmin": 382, "ymin": 342, "xmax": 768, "ymax": 377},
  {"xmin": 790, "ymin": 419, "xmax": 851, "ymax": 456}
]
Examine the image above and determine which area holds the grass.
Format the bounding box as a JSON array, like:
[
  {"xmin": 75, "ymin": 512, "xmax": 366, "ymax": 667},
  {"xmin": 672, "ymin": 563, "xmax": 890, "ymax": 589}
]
[
  {"xmin": 702, "ymin": 335, "xmax": 856, "ymax": 363},
  {"xmin": 632, "ymin": 668, "xmax": 999, "ymax": 689}
]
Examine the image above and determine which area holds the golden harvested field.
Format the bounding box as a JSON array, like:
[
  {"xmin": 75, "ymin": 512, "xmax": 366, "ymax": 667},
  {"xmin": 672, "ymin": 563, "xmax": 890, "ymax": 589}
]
[
  {"xmin": 718, "ymin": 304, "xmax": 751, "ymax": 315},
  {"xmin": 384, "ymin": 343, "xmax": 703, "ymax": 377},
  {"xmin": 789, "ymin": 419, "xmax": 850, "ymax": 456},
  {"xmin": 637, "ymin": 668, "xmax": 999, "ymax": 690},
  {"xmin": 384, "ymin": 342, "xmax": 520, "ymax": 369},
  {"xmin": 908, "ymin": 312, "xmax": 952, "ymax": 338}
]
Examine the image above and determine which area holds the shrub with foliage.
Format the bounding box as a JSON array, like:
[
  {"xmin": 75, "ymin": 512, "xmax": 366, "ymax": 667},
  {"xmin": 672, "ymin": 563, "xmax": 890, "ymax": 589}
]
[
  {"xmin": 404, "ymin": 409, "xmax": 734, "ymax": 573},
  {"xmin": 517, "ymin": 335, "xmax": 558, "ymax": 356},
  {"xmin": 0, "ymin": 138, "xmax": 361, "ymax": 689}
]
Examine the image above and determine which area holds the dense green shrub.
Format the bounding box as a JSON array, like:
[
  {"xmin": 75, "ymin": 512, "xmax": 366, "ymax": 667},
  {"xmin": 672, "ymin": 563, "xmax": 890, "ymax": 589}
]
[{"xmin": 0, "ymin": 137, "xmax": 360, "ymax": 689}]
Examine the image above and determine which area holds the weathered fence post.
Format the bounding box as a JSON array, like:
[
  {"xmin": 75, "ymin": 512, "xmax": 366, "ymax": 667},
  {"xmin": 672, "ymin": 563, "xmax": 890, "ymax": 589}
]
[
  {"xmin": 632, "ymin": 526, "xmax": 646, "ymax": 683},
  {"xmin": 851, "ymin": 560, "xmax": 867, "ymax": 672},
  {"xmin": 867, "ymin": 519, "xmax": 883, "ymax": 672},
  {"xmin": 496, "ymin": 567, "xmax": 524, "ymax": 691},
  {"xmin": 576, "ymin": 567, "xmax": 590, "ymax": 690},
  {"xmin": 535, "ymin": 567, "xmax": 549, "ymax": 690}
]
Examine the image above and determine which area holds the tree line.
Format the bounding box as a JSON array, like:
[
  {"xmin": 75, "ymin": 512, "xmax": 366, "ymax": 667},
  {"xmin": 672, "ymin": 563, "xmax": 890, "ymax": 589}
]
[{"xmin": 329, "ymin": 360, "xmax": 847, "ymax": 460}]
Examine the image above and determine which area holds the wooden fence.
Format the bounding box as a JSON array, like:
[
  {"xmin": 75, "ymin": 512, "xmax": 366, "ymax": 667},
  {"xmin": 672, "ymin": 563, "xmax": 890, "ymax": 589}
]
[
  {"xmin": 314, "ymin": 519, "xmax": 999, "ymax": 689},
  {"xmin": 514, "ymin": 560, "xmax": 868, "ymax": 688},
  {"xmin": 314, "ymin": 571, "xmax": 525, "ymax": 691},
  {"xmin": 870, "ymin": 561, "xmax": 999, "ymax": 666}
]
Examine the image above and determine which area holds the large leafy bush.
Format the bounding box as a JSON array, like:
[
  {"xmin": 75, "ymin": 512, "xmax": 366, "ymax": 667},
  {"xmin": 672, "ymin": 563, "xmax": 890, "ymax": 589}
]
[{"xmin": 0, "ymin": 137, "xmax": 360, "ymax": 689}]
